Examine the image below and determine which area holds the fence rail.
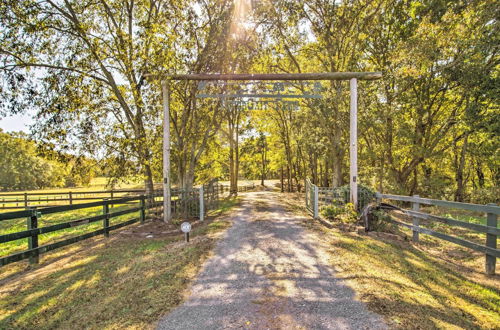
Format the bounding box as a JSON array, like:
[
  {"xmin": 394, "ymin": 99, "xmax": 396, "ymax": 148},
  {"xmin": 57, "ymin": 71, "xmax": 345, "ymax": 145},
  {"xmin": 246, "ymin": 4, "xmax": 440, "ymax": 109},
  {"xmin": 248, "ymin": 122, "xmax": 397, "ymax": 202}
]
[
  {"xmin": 377, "ymin": 193, "xmax": 499, "ymax": 275},
  {"xmin": 0, "ymin": 195, "xmax": 148, "ymax": 266},
  {"xmin": 305, "ymin": 179, "xmax": 371, "ymax": 218},
  {"xmin": 0, "ymin": 181, "xmax": 256, "ymax": 267},
  {"xmin": 0, "ymin": 182, "xmax": 256, "ymax": 210}
]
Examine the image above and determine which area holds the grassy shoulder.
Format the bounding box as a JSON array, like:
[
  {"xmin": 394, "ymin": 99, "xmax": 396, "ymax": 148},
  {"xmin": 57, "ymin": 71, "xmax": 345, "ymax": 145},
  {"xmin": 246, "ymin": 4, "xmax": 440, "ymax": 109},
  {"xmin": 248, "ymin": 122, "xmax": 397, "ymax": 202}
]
[
  {"xmin": 0, "ymin": 197, "xmax": 240, "ymax": 329},
  {"xmin": 281, "ymin": 193, "xmax": 500, "ymax": 329}
]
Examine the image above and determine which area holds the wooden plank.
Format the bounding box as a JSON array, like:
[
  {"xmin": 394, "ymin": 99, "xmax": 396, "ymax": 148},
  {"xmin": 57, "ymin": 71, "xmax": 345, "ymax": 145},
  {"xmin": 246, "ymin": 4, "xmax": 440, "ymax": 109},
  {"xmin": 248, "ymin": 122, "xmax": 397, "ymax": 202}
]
[
  {"xmin": 0, "ymin": 213, "xmax": 105, "ymax": 242},
  {"xmin": 27, "ymin": 210, "xmax": 39, "ymax": 264},
  {"xmin": 406, "ymin": 210, "xmax": 500, "ymax": 236},
  {"xmin": 412, "ymin": 195, "xmax": 420, "ymax": 242},
  {"xmin": 0, "ymin": 207, "xmax": 141, "ymax": 243},
  {"xmin": 34, "ymin": 196, "xmax": 140, "ymax": 214},
  {"xmin": 378, "ymin": 193, "xmax": 500, "ymax": 215},
  {"xmin": 0, "ymin": 217, "xmax": 140, "ymax": 266},
  {"xmin": 0, "ymin": 228, "xmax": 105, "ymax": 266},
  {"xmin": 390, "ymin": 219, "xmax": 500, "ymax": 257},
  {"xmin": 148, "ymin": 72, "xmax": 383, "ymax": 81},
  {"xmin": 103, "ymin": 202, "xmax": 110, "ymax": 237},
  {"xmin": 0, "ymin": 196, "xmax": 141, "ymax": 221}
]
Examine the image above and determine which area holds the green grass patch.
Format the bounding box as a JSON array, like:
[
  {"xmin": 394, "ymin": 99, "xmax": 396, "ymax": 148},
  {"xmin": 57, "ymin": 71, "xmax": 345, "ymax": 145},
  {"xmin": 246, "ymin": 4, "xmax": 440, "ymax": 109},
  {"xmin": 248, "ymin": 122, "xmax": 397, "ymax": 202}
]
[
  {"xmin": 318, "ymin": 228, "xmax": 500, "ymax": 329},
  {"xmin": 0, "ymin": 203, "xmax": 143, "ymax": 259},
  {"xmin": 0, "ymin": 197, "xmax": 238, "ymax": 329},
  {"xmin": 281, "ymin": 193, "xmax": 499, "ymax": 329}
]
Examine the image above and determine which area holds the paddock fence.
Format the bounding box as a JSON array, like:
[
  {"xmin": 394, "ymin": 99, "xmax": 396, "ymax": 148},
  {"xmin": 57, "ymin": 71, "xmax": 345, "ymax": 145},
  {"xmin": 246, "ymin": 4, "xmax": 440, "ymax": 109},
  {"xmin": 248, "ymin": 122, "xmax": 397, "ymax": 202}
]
[
  {"xmin": 376, "ymin": 193, "xmax": 499, "ymax": 275},
  {"xmin": 0, "ymin": 181, "xmax": 256, "ymax": 267},
  {"xmin": 0, "ymin": 181, "xmax": 256, "ymax": 210}
]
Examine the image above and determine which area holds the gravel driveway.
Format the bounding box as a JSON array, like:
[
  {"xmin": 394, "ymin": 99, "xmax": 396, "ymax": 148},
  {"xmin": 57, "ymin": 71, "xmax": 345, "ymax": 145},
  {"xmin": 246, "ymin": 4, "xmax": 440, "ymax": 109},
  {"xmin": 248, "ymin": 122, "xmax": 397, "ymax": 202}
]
[{"xmin": 157, "ymin": 191, "xmax": 386, "ymax": 330}]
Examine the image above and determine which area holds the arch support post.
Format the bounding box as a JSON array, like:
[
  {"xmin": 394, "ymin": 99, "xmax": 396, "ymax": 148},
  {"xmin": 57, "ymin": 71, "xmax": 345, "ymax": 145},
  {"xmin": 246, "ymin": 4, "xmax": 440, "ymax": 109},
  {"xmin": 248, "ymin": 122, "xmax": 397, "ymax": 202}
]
[
  {"xmin": 349, "ymin": 78, "xmax": 358, "ymax": 209},
  {"xmin": 162, "ymin": 80, "xmax": 172, "ymax": 223}
]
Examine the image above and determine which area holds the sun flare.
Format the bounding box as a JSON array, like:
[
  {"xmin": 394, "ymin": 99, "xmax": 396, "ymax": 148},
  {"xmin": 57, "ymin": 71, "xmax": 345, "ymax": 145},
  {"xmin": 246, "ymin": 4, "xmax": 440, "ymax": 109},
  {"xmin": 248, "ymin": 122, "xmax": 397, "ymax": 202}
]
[{"xmin": 230, "ymin": 0, "xmax": 254, "ymax": 39}]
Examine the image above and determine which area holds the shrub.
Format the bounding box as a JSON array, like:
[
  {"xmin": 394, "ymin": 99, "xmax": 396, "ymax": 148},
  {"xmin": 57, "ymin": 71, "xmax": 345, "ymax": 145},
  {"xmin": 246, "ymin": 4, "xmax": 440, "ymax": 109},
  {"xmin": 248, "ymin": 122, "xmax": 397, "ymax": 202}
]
[
  {"xmin": 334, "ymin": 184, "xmax": 376, "ymax": 211},
  {"xmin": 321, "ymin": 203, "xmax": 359, "ymax": 224},
  {"xmin": 321, "ymin": 204, "xmax": 343, "ymax": 219},
  {"xmin": 338, "ymin": 203, "xmax": 358, "ymax": 224}
]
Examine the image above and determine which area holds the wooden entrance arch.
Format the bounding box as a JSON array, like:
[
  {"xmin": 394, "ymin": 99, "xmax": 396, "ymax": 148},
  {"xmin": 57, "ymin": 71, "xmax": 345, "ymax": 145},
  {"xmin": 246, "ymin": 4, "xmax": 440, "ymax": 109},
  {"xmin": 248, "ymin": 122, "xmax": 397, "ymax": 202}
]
[{"xmin": 147, "ymin": 72, "xmax": 382, "ymax": 222}]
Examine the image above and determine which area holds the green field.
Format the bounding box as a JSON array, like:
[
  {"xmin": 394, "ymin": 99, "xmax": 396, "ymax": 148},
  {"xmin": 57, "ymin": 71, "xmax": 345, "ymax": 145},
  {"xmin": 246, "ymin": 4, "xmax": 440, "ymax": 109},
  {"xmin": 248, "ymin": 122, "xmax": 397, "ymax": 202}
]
[{"xmin": 0, "ymin": 202, "xmax": 144, "ymax": 259}]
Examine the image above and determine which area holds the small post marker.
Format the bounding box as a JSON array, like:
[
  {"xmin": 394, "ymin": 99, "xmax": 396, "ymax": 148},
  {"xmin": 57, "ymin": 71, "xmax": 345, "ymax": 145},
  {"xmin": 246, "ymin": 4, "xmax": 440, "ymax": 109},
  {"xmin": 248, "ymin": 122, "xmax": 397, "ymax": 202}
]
[{"xmin": 181, "ymin": 222, "xmax": 192, "ymax": 243}]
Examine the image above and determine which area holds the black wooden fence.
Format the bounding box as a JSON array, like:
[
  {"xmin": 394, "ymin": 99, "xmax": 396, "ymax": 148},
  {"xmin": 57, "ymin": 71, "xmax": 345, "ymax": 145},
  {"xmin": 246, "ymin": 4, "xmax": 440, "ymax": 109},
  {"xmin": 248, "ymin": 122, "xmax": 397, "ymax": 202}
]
[
  {"xmin": 0, "ymin": 182, "xmax": 256, "ymax": 210},
  {"xmin": 0, "ymin": 195, "xmax": 148, "ymax": 266},
  {"xmin": 0, "ymin": 181, "xmax": 256, "ymax": 267},
  {"xmin": 0, "ymin": 189, "xmax": 147, "ymax": 210}
]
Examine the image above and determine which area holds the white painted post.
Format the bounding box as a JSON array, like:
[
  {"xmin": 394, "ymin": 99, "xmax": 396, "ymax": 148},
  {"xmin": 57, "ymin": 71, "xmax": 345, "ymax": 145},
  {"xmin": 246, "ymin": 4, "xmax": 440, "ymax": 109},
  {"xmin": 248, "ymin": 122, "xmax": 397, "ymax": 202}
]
[
  {"xmin": 199, "ymin": 185, "xmax": 204, "ymax": 221},
  {"xmin": 162, "ymin": 80, "xmax": 171, "ymax": 223},
  {"xmin": 314, "ymin": 185, "xmax": 319, "ymax": 219},
  {"xmin": 349, "ymin": 78, "xmax": 358, "ymax": 209}
]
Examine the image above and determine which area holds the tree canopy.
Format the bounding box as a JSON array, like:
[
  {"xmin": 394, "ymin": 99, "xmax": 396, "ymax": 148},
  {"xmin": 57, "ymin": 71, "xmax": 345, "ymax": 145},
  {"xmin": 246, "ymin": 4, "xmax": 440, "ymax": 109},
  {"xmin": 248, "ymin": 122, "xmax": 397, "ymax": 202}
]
[{"xmin": 0, "ymin": 0, "xmax": 498, "ymax": 202}]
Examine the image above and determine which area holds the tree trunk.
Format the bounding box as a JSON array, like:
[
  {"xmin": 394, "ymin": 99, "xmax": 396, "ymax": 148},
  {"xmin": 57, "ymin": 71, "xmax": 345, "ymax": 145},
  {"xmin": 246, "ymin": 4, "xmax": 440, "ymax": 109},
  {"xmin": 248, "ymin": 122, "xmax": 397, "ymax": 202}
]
[
  {"xmin": 323, "ymin": 157, "xmax": 329, "ymax": 187},
  {"xmin": 280, "ymin": 167, "xmax": 284, "ymax": 193},
  {"xmin": 455, "ymin": 134, "xmax": 469, "ymax": 202},
  {"xmin": 332, "ymin": 149, "xmax": 344, "ymax": 187},
  {"xmin": 260, "ymin": 142, "xmax": 266, "ymax": 186}
]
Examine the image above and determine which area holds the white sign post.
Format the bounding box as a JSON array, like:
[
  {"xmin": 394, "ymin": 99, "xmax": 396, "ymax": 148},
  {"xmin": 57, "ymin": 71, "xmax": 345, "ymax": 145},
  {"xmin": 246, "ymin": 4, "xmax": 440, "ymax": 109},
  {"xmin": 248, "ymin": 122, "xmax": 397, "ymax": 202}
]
[{"xmin": 181, "ymin": 222, "xmax": 192, "ymax": 242}]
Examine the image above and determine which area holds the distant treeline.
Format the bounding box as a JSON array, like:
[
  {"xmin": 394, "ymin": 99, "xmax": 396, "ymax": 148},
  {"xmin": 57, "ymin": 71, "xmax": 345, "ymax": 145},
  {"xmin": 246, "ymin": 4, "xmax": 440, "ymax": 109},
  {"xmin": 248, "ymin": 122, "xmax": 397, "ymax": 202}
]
[{"xmin": 0, "ymin": 130, "xmax": 98, "ymax": 191}]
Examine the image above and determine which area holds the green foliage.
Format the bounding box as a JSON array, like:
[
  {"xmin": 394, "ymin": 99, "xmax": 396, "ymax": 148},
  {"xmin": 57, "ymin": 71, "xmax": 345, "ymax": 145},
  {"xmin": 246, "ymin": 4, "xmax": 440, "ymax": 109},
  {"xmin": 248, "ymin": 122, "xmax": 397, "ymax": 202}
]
[
  {"xmin": 0, "ymin": 130, "xmax": 96, "ymax": 190},
  {"xmin": 321, "ymin": 202, "xmax": 359, "ymax": 224},
  {"xmin": 338, "ymin": 203, "xmax": 358, "ymax": 224},
  {"xmin": 0, "ymin": 0, "xmax": 497, "ymax": 202},
  {"xmin": 334, "ymin": 184, "xmax": 376, "ymax": 211},
  {"xmin": 370, "ymin": 209, "xmax": 394, "ymax": 232},
  {"xmin": 320, "ymin": 204, "xmax": 344, "ymax": 220}
]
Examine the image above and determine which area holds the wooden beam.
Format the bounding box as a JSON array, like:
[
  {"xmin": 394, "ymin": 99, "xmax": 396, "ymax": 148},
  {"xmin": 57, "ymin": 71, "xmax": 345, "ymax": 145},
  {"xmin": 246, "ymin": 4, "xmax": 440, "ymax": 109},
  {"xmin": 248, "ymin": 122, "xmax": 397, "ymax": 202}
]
[
  {"xmin": 349, "ymin": 78, "xmax": 358, "ymax": 209},
  {"xmin": 146, "ymin": 72, "xmax": 382, "ymax": 81},
  {"xmin": 162, "ymin": 80, "xmax": 172, "ymax": 223}
]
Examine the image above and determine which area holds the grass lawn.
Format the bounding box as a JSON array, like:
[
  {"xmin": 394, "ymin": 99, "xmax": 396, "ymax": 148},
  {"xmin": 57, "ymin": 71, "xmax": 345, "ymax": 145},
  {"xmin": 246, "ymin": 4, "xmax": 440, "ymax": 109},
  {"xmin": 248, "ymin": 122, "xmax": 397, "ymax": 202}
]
[
  {"xmin": 0, "ymin": 197, "xmax": 239, "ymax": 329},
  {"xmin": 0, "ymin": 176, "xmax": 145, "ymax": 212},
  {"xmin": 283, "ymin": 193, "xmax": 500, "ymax": 329},
  {"xmin": 0, "ymin": 177, "xmax": 143, "ymax": 196},
  {"xmin": 0, "ymin": 202, "xmax": 144, "ymax": 259}
]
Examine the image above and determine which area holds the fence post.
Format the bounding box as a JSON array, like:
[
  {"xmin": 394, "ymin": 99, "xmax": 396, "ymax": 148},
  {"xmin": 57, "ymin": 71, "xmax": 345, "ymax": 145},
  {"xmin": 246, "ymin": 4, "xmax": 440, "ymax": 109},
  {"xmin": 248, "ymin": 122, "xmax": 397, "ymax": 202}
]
[
  {"xmin": 314, "ymin": 185, "xmax": 319, "ymax": 219},
  {"xmin": 24, "ymin": 192, "xmax": 28, "ymax": 208},
  {"xmin": 486, "ymin": 203, "xmax": 497, "ymax": 275},
  {"xmin": 140, "ymin": 195, "xmax": 146, "ymax": 224},
  {"xmin": 412, "ymin": 195, "xmax": 420, "ymax": 242},
  {"xmin": 199, "ymin": 186, "xmax": 204, "ymax": 221},
  {"xmin": 103, "ymin": 200, "xmax": 110, "ymax": 237},
  {"xmin": 305, "ymin": 180, "xmax": 309, "ymax": 210},
  {"xmin": 69, "ymin": 191, "xmax": 73, "ymax": 205},
  {"xmin": 27, "ymin": 207, "xmax": 39, "ymax": 264}
]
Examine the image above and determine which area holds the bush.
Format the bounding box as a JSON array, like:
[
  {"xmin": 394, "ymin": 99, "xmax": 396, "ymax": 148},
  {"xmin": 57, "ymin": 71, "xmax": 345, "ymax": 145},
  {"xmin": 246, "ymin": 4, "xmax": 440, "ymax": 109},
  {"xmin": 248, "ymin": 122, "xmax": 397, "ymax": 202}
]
[
  {"xmin": 321, "ymin": 204, "xmax": 343, "ymax": 219},
  {"xmin": 334, "ymin": 184, "xmax": 376, "ymax": 211},
  {"xmin": 321, "ymin": 203, "xmax": 359, "ymax": 224},
  {"xmin": 337, "ymin": 203, "xmax": 358, "ymax": 224}
]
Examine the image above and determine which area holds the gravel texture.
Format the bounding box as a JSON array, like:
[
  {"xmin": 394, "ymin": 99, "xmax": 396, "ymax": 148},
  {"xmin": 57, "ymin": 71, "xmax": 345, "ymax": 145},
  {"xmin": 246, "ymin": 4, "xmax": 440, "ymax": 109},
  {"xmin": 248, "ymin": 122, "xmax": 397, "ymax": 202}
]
[{"xmin": 157, "ymin": 191, "xmax": 387, "ymax": 330}]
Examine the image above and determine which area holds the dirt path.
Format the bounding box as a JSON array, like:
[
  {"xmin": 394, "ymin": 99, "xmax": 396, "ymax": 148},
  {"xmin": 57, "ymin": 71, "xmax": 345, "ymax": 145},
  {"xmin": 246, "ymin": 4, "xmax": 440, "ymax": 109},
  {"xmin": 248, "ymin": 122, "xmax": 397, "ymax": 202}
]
[{"xmin": 156, "ymin": 191, "xmax": 386, "ymax": 330}]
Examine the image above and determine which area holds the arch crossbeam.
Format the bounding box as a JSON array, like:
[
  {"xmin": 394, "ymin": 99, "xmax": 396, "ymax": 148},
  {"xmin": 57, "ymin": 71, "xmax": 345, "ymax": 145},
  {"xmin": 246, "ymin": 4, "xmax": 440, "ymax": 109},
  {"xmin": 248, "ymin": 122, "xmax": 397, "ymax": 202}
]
[{"xmin": 154, "ymin": 72, "xmax": 382, "ymax": 222}]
